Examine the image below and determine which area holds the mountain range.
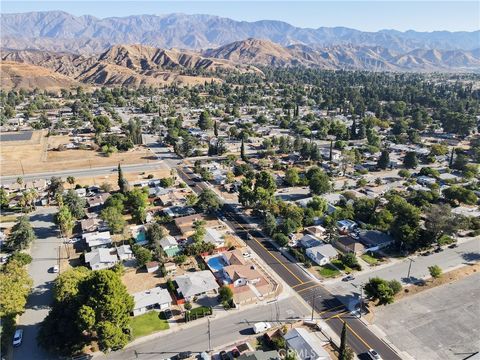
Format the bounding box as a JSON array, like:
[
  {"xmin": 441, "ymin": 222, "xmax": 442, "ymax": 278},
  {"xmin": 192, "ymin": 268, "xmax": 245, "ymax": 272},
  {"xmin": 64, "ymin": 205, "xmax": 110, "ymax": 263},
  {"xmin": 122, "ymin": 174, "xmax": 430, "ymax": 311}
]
[
  {"xmin": 2, "ymin": 11, "xmax": 479, "ymax": 54},
  {"xmin": 1, "ymin": 11, "xmax": 479, "ymax": 89}
]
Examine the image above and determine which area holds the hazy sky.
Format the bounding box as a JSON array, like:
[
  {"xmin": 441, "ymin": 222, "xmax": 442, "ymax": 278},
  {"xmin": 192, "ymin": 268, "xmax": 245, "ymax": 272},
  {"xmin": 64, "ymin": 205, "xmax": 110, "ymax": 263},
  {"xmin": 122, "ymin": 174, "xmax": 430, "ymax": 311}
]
[{"xmin": 2, "ymin": 1, "xmax": 479, "ymax": 32}]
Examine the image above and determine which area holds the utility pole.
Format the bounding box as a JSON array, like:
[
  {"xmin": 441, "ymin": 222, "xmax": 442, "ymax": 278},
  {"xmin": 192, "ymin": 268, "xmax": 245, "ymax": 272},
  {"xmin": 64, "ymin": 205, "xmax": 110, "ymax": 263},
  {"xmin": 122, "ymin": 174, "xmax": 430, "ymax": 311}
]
[
  {"xmin": 207, "ymin": 317, "xmax": 212, "ymax": 352},
  {"xmin": 407, "ymin": 258, "xmax": 415, "ymax": 281},
  {"xmin": 359, "ymin": 284, "xmax": 364, "ymax": 318}
]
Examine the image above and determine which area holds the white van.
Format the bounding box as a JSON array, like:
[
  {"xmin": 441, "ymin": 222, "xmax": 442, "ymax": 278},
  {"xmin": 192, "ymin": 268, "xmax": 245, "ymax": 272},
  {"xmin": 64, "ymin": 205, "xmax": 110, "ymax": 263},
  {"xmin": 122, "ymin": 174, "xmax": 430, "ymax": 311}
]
[{"xmin": 253, "ymin": 322, "xmax": 271, "ymax": 334}]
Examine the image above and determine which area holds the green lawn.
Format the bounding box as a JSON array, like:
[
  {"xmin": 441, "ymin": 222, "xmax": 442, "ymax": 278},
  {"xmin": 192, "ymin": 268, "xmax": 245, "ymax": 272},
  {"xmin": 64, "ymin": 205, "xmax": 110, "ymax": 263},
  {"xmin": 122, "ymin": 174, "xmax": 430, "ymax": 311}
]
[
  {"xmin": 361, "ymin": 253, "xmax": 379, "ymax": 265},
  {"xmin": 317, "ymin": 264, "xmax": 341, "ymax": 278},
  {"xmin": 130, "ymin": 311, "xmax": 169, "ymax": 339},
  {"xmin": 331, "ymin": 259, "xmax": 353, "ymax": 273}
]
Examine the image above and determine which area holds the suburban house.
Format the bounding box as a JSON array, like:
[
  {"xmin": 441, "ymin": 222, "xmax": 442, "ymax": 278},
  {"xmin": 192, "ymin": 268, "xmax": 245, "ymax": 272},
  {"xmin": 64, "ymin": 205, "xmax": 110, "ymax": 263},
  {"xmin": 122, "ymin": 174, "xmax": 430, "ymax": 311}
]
[
  {"xmin": 284, "ymin": 327, "xmax": 331, "ymax": 360},
  {"xmin": 146, "ymin": 261, "xmax": 160, "ymax": 273},
  {"xmin": 83, "ymin": 231, "xmax": 112, "ymax": 250},
  {"xmin": 85, "ymin": 248, "xmax": 119, "ymax": 270},
  {"xmin": 80, "ymin": 218, "xmax": 108, "ymax": 233},
  {"xmin": 333, "ymin": 236, "xmax": 365, "ymax": 255},
  {"xmin": 223, "ymin": 264, "xmax": 263, "ymax": 287},
  {"xmin": 306, "ymin": 244, "xmax": 338, "ymax": 266},
  {"xmin": 174, "ymin": 270, "xmax": 219, "ymax": 301},
  {"xmin": 159, "ymin": 235, "xmax": 181, "ymax": 257},
  {"xmin": 164, "ymin": 262, "xmax": 177, "ymax": 275},
  {"xmin": 359, "ymin": 230, "xmax": 394, "ymax": 251},
  {"xmin": 132, "ymin": 287, "xmax": 173, "ymax": 316},
  {"xmin": 204, "ymin": 227, "xmax": 225, "ymax": 248},
  {"xmin": 116, "ymin": 245, "xmax": 134, "ymax": 261},
  {"xmin": 163, "ymin": 206, "xmax": 196, "ymax": 219},
  {"xmin": 299, "ymin": 234, "xmax": 323, "ymax": 249},
  {"xmin": 174, "ymin": 214, "xmax": 207, "ymax": 238},
  {"xmin": 86, "ymin": 192, "xmax": 110, "ymax": 210},
  {"xmin": 336, "ymin": 219, "xmax": 357, "ymax": 234},
  {"xmin": 305, "ymin": 225, "xmax": 326, "ymax": 238}
]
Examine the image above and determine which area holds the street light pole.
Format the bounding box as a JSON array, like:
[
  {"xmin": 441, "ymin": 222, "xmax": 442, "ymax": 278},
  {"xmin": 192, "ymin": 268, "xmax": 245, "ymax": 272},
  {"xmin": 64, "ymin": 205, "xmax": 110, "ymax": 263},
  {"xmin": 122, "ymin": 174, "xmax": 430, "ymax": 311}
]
[{"xmin": 407, "ymin": 258, "xmax": 415, "ymax": 280}]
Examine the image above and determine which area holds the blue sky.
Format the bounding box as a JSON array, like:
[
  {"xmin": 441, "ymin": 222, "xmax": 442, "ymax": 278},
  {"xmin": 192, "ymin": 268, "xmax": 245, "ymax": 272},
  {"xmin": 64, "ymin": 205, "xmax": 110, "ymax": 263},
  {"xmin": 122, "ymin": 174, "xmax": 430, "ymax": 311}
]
[{"xmin": 2, "ymin": 1, "xmax": 479, "ymax": 32}]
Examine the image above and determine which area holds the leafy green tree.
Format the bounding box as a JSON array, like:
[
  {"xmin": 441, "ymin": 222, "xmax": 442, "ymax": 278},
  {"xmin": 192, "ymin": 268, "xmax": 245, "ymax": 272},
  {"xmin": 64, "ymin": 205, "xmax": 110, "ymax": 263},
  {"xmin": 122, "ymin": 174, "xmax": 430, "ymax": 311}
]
[
  {"xmin": 387, "ymin": 195, "xmax": 420, "ymax": 250},
  {"xmin": 105, "ymin": 193, "xmax": 125, "ymax": 212},
  {"xmin": 443, "ymin": 186, "xmax": 478, "ymax": 206},
  {"xmin": 197, "ymin": 189, "xmax": 221, "ymax": 213},
  {"xmin": 63, "ymin": 189, "xmax": 86, "ymax": 219},
  {"xmin": 219, "ymin": 286, "xmax": 233, "ymax": 303},
  {"xmin": 8, "ymin": 216, "xmax": 36, "ymax": 251},
  {"xmin": 284, "ymin": 168, "xmax": 300, "ymax": 186},
  {"xmin": 403, "ymin": 151, "xmax": 418, "ymax": 169},
  {"xmin": 428, "ymin": 265, "xmax": 442, "ymax": 279},
  {"xmin": 0, "ymin": 259, "xmax": 33, "ymax": 317},
  {"xmin": 309, "ymin": 170, "xmax": 331, "ymax": 195},
  {"xmin": 377, "ymin": 149, "xmax": 390, "ymax": 169},
  {"xmin": 48, "ymin": 176, "xmax": 64, "ymax": 202},
  {"xmin": 100, "ymin": 206, "xmax": 125, "ymax": 234},
  {"xmin": 364, "ymin": 277, "xmax": 402, "ymax": 305},
  {"xmin": 92, "ymin": 115, "xmax": 111, "ymax": 134},
  {"xmin": 263, "ymin": 212, "xmax": 277, "ymax": 236},
  {"xmin": 147, "ymin": 223, "xmax": 166, "ymax": 244},
  {"xmin": 198, "ymin": 110, "xmax": 213, "ymax": 130},
  {"xmin": 272, "ymin": 233, "xmax": 289, "ymax": 247},
  {"xmin": 424, "ymin": 204, "xmax": 457, "ymax": 245},
  {"xmin": 132, "ymin": 245, "xmax": 152, "ymax": 268},
  {"xmin": 55, "ymin": 206, "xmax": 75, "ymax": 237},
  {"xmin": 7, "ymin": 252, "xmax": 32, "ymax": 266},
  {"xmin": 66, "ymin": 176, "xmax": 75, "ymax": 186},
  {"xmin": 0, "ymin": 187, "xmax": 9, "ymax": 209},
  {"xmin": 125, "ymin": 188, "xmax": 148, "ymax": 223},
  {"xmin": 54, "ymin": 267, "xmax": 90, "ymax": 303}
]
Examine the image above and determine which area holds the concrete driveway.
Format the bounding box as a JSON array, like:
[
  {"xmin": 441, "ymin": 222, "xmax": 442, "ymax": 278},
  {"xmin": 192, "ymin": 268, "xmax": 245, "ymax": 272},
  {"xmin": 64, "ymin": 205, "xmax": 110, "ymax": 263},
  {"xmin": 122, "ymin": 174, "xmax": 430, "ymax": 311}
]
[{"xmin": 12, "ymin": 206, "xmax": 61, "ymax": 360}]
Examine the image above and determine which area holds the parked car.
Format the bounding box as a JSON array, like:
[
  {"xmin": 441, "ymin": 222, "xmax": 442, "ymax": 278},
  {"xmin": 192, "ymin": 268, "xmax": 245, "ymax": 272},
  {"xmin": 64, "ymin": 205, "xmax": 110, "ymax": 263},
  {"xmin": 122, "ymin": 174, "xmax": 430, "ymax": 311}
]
[
  {"xmin": 231, "ymin": 348, "xmax": 240, "ymax": 358},
  {"xmin": 219, "ymin": 351, "xmax": 229, "ymax": 360},
  {"xmin": 342, "ymin": 275, "xmax": 355, "ymax": 282},
  {"xmin": 199, "ymin": 352, "xmax": 210, "ymax": 360},
  {"xmin": 177, "ymin": 351, "xmax": 192, "ymax": 359},
  {"xmin": 242, "ymin": 252, "xmax": 252, "ymax": 258},
  {"xmin": 51, "ymin": 265, "xmax": 59, "ymax": 273},
  {"xmin": 162, "ymin": 309, "xmax": 173, "ymax": 319},
  {"xmin": 252, "ymin": 322, "xmax": 271, "ymax": 334},
  {"xmin": 434, "ymin": 247, "xmax": 444, "ymax": 253},
  {"xmin": 448, "ymin": 243, "xmax": 458, "ymax": 249},
  {"xmin": 367, "ymin": 349, "xmax": 383, "ymax": 360},
  {"xmin": 13, "ymin": 329, "xmax": 23, "ymax": 347}
]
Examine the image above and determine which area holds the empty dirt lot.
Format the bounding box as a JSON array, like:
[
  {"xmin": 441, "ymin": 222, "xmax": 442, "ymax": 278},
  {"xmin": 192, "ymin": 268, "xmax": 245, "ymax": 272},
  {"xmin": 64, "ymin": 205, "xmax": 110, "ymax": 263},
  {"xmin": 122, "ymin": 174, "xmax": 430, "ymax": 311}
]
[{"xmin": 0, "ymin": 131, "xmax": 156, "ymax": 176}]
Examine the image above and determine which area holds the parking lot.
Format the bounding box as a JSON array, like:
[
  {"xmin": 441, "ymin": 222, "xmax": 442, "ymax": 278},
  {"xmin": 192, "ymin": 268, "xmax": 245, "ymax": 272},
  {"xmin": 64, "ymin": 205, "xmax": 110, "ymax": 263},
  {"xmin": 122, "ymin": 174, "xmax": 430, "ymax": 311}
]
[{"xmin": 373, "ymin": 272, "xmax": 480, "ymax": 360}]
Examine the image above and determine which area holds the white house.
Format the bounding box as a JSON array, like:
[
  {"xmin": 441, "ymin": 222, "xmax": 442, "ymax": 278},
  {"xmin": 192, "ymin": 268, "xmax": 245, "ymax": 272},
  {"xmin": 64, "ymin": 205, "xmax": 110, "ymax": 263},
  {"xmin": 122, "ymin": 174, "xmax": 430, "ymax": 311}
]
[
  {"xmin": 284, "ymin": 327, "xmax": 331, "ymax": 360},
  {"xmin": 132, "ymin": 287, "xmax": 173, "ymax": 316},
  {"xmin": 175, "ymin": 270, "xmax": 219, "ymax": 301},
  {"xmin": 83, "ymin": 231, "xmax": 112, "ymax": 250},
  {"xmin": 117, "ymin": 245, "xmax": 134, "ymax": 261},
  {"xmin": 204, "ymin": 227, "xmax": 225, "ymax": 248},
  {"xmin": 306, "ymin": 244, "xmax": 338, "ymax": 266},
  {"xmin": 85, "ymin": 248, "xmax": 119, "ymax": 270}
]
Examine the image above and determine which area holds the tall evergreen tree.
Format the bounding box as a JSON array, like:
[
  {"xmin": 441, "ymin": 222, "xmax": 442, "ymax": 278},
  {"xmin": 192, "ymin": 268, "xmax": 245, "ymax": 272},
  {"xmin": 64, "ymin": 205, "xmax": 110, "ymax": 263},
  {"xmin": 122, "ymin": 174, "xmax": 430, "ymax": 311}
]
[
  {"xmin": 214, "ymin": 121, "xmax": 218, "ymax": 137},
  {"xmin": 339, "ymin": 322, "xmax": 348, "ymax": 360},
  {"xmin": 241, "ymin": 138, "xmax": 246, "ymax": 161},
  {"xmin": 117, "ymin": 164, "xmax": 126, "ymax": 193},
  {"xmin": 350, "ymin": 118, "xmax": 357, "ymax": 139},
  {"xmin": 377, "ymin": 149, "xmax": 390, "ymax": 169},
  {"xmin": 329, "ymin": 140, "xmax": 333, "ymax": 162}
]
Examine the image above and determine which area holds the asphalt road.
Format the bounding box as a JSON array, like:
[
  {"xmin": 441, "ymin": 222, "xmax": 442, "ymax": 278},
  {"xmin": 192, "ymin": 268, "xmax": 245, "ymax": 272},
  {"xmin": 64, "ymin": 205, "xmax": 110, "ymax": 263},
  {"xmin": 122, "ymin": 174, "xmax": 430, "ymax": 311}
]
[
  {"xmin": 101, "ymin": 297, "xmax": 310, "ymax": 360},
  {"xmin": 12, "ymin": 207, "xmax": 61, "ymax": 360},
  {"xmin": 177, "ymin": 169, "xmax": 402, "ymax": 360},
  {"xmin": 325, "ymin": 237, "xmax": 480, "ymax": 298}
]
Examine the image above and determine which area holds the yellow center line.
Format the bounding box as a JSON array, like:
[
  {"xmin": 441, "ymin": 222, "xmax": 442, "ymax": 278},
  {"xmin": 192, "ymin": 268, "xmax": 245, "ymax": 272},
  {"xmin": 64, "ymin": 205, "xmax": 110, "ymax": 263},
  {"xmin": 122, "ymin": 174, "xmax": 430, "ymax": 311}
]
[
  {"xmin": 324, "ymin": 310, "xmax": 350, "ymax": 321},
  {"xmin": 292, "ymin": 280, "xmax": 315, "ymax": 289},
  {"xmin": 297, "ymin": 283, "xmax": 322, "ymax": 293},
  {"xmin": 336, "ymin": 317, "xmax": 372, "ymax": 349},
  {"xmin": 227, "ymin": 215, "xmax": 304, "ymax": 285},
  {"xmin": 317, "ymin": 303, "xmax": 346, "ymax": 316}
]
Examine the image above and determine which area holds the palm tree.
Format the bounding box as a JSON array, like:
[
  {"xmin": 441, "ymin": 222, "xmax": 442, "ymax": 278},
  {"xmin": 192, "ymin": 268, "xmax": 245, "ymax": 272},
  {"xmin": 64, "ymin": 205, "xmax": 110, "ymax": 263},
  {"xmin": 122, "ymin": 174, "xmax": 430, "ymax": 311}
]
[
  {"xmin": 28, "ymin": 188, "xmax": 39, "ymax": 211},
  {"xmin": 16, "ymin": 177, "xmax": 24, "ymax": 189}
]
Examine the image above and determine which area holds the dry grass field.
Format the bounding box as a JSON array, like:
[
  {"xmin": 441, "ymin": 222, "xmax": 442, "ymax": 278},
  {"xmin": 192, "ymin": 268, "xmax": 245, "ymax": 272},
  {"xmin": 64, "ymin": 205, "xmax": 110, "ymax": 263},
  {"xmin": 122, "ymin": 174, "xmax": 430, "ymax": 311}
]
[{"xmin": 0, "ymin": 130, "xmax": 157, "ymax": 175}]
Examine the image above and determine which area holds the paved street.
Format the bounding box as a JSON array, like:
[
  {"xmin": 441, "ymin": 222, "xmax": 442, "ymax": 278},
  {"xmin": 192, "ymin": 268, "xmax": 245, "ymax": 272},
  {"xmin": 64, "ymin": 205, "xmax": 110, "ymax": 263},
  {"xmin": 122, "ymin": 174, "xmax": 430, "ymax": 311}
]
[
  {"xmin": 101, "ymin": 297, "xmax": 310, "ymax": 360},
  {"xmin": 324, "ymin": 237, "xmax": 480, "ymax": 299},
  {"xmin": 177, "ymin": 169, "xmax": 402, "ymax": 360},
  {"xmin": 13, "ymin": 207, "xmax": 61, "ymax": 360}
]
